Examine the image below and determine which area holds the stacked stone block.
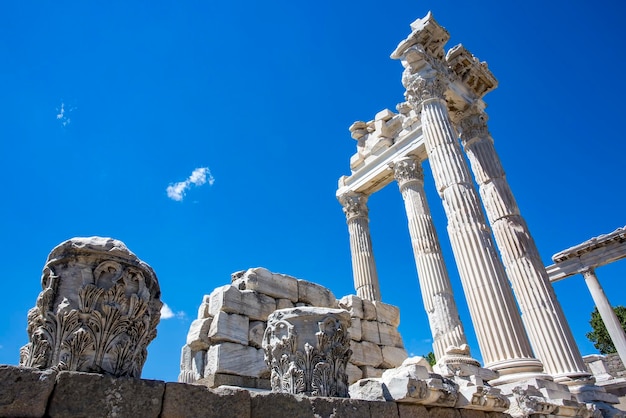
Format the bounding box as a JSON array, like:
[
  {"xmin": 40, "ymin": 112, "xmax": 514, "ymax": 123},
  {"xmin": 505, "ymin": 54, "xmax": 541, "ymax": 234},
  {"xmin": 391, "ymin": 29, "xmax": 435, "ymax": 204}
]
[
  {"xmin": 179, "ymin": 267, "xmax": 408, "ymax": 388},
  {"xmin": 339, "ymin": 295, "xmax": 408, "ymax": 383}
]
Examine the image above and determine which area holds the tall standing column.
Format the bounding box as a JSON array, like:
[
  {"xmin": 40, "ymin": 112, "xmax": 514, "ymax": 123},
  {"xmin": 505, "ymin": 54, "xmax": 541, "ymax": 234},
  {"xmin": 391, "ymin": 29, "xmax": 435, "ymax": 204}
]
[
  {"xmin": 338, "ymin": 191, "xmax": 382, "ymax": 301},
  {"xmin": 582, "ymin": 268, "xmax": 626, "ymax": 365},
  {"xmin": 404, "ymin": 72, "xmax": 545, "ymax": 383},
  {"xmin": 392, "ymin": 155, "xmax": 476, "ymax": 364},
  {"xmin": 457, "ymin": 108, "xmax": 592, "ymax": 383}
]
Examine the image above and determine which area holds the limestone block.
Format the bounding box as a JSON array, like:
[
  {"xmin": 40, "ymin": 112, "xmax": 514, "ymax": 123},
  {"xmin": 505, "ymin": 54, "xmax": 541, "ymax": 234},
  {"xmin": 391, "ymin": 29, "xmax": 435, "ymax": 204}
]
[
  {"xmin": 379, "ymin": 322, "xmax": 404, "ymax": 347},
  {"xmin": 307, "ymin": 397, "xmax": 372, "ymax": 418},
  {"xmin": 346, "ymin": 362, "xmax": 364, "ymax": 384},
  {"xmin": 208, "ymin": 285, "xmax": 276, "ymax": 321},
  {"xmin": 249, "ymin": 392, "xmax": 315, "ymax": 418},
  {"xmin": 370, "ymin": 400, "xmax": 401, "ymax": 418},
  {"xmin": 197, "ymin": 373, "xmax": 255, "ymax": 389},
  {"xmin": 382, "ymin": 365, "xmax": 458, "ymax": 406},
  {"xmin": 208, "ymin": 285, "xmax": 242, "ymax": 317},
  {"xmin": 47, "ymin": 371, "xmax": 165, "ymax": 418},
  {"xmin": 350, "ymin": 340, "xmax": 383, "ymax": 367},
  {"xmin": 297, "ymin": 279, "xmax": 337, "ymax": 308},
  {"xmin": 161, "ymin": 382, "xmax": 251, "ymax": 418},
  {"xmin": 208, "ymin": 311, "xmax": 249, "ymax": 345},
  {"xmin": 186, "ymin": 317, "xmax": 213, "ymax": 350},
  {"xmin": 235, "ymin": 267, "xmax": 298, "ymax": 302},
  {"xmin": 361, "ymin": 366, "xmax": 385, "ymax": 379},
  {"xmin": 241, "ymin": 290, "xmax": 277, "ymax": 321},
  {"xmin": 192, "ymin": 350, "xmax": 205, "ymax": 380},
  {"xmin": 362, "ymin": 298, "xmax": 377, "ymax": 320},
  {"xmin": 348, "ymin": 378, "xmax": 389, "ymax": 401},
  {"xmin": 248, "ymin": 320, "xmax": 266, "ymax": 348},
  {"xmin": 180, "ymin": 344, "xmax": 193, "ymax": 372},
  {"xmin": 276, "ymin": 298, "xmax": 294, "ymax": 310},
  {"xmin": 231, "ymin": 269, "xmax": 246, "ymax": 282},
  {"xmin": 382, "ymin": 345, "xmax": 409, "ymax": 368},
  {"xmin": 339, "ymin": 294, "xmax": 364, "ymax": 319},
  {"xmin": 361, "ymin": 320, "xmax": 381, "ymax": 344},
  {"xmin": 398, "ymin": 404, "xmax": 430, "ymax": 418},
  {"xmin": 204, "ymin": 342, "xmax": 268, "ymax": 378},
  {"xmin": 197, "ymin": 301, "xmax": 211, "ymax": 319},
  {"xmin": 349, "ymin": 316, "xmax": 362, "ymax": 341},
  {"xmin": 0, "ymin": 366, "xmax": 57, "ymax": 418},
  {"xmin": 374, "ymin": 300, "xmax": 401, "ymax": 326}
]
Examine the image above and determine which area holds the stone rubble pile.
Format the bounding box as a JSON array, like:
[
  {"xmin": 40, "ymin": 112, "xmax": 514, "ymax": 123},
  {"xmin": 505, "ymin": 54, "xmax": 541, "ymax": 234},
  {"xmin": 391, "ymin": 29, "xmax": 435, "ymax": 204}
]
[{"xmin": 179, "ymin": 267, "xmax": 408, "ymax": 388}]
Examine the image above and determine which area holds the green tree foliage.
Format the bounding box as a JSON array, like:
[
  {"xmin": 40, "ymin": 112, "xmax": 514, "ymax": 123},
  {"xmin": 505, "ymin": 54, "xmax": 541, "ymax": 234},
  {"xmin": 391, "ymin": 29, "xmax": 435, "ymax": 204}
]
[
  {"xmin": 424, "ymin": 351, "xmax": 436, "ymax": 366},
  {"xmin": 586, "ymin": 305, "xmax": 626, "ymax": 354}
]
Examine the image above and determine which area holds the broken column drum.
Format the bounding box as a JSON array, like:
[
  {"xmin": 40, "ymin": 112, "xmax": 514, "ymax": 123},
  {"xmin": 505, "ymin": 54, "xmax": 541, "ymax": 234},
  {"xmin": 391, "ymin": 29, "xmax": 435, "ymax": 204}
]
[
  {"xmin": 20, "ymin": 237, "xmax": 162, "ymax": 378},
  {"xmin": 262, "ymin": 307, "xmax": 352, "ymax": 397}
]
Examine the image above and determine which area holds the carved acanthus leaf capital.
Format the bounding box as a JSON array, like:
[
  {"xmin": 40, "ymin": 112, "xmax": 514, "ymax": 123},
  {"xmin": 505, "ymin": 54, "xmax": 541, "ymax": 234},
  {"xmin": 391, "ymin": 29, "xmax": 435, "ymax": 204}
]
[
  {"xmin": 338, "ymin": 192, "xmax": 369, "ymax": 220},
  {"xmin": 392, "ymin": 157, "xmax": 424, "ymax": 187},
  {"xmin": 457, "ymin": 108, "xmax": 490, "ymax": 144},
  {"xmin": 404, "ymin": 74, "xmax": 448, "ymax": 111}
]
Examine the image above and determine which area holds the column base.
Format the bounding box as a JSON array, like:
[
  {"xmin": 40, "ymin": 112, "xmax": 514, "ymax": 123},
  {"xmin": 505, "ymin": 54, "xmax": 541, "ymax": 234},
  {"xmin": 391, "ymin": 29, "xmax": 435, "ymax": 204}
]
[{"xmin": 487, "ymin": 357, "xmax": 551, "ymax": 386}]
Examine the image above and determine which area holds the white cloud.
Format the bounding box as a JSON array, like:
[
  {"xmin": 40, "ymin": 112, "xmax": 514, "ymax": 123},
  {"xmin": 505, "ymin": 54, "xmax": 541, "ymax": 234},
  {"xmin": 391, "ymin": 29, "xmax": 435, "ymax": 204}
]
[
  {"xmin": 160, "ymin": 302, "xmax": 186, "ymax": 320},
  {"xmin": 166, "ymin": 167, "xmax": 214, "ymax": 201},
  {"xmin": 56, "ymin": 101, "xmax": 76, "ymax": 127}
]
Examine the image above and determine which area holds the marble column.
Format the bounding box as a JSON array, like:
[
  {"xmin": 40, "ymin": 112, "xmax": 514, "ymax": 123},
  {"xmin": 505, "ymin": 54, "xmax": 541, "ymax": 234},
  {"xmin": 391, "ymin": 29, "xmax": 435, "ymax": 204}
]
[
  {"xmin": 338, "ymin": 191, "xmax": 382, "ymax": 301},
  {"xmin": 582, "ymin": 268, "xmax": 626, "ymax": 365},
  {"xmin": 404, "ymin": 72, "xmax": 545, "ymax": 383},
  {"xmin": 392, "ymin": 155, "xmax": 476, "ymax": 364},
  {"xmin": 457, "ymin": 108, "xmax": 591, "ymax": 384}
]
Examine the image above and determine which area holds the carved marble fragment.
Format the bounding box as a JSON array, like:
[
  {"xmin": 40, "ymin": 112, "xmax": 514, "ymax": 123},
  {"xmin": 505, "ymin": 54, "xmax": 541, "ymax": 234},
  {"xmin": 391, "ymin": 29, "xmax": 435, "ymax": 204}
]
[
  {"xmin": 20, "ymin": 237, "xmax": 162, "ymax": 377},
  {"xmin": 262, "ymin": 307, "xmax": 352, "ymax": 397}
]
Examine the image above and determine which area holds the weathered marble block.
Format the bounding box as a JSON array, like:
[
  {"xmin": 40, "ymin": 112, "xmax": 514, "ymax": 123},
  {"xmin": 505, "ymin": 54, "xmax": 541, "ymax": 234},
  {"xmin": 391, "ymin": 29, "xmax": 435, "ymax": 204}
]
[
  {"xmin": 208, "ymin": 285, "xmax": 276, "ymax": 321},
  {"xmin": 204, "ymin": 342, "xmax": 267, "ymax": 378},
  {"xmin": 186, "ymin": 317, "xmax": 212, "ymax": 350},
  {"xmin": 208, "ymin": 311, "xmax": 249, "ymax": 345},
  {"xmin": 361, "ymin": 320, "xmax": 381, "ymax": 345},
  {"xmin": 297, "ymin": 280, "xmax": 338, "ymax": 308},
  {"xmin": 263, "ymin": 307, "xmax": 352, "ymax": 397},
  {"xmin": 338, "ymin": 295, "xmax": 364, "ymax": 319},
  {"xmin": 350, "ymin": 340, "xmax": 383, "ymax": 367},
  {"xmin": 235, "ymin": 267, "xmax": 298, "ymax": 302},
  {"xmin": 373, "ymin": 300, "xmax": 401, "ymax": 327},
  {"xmin": 20, "ymin": 237, "xmax": 162, "ymax": 378}
]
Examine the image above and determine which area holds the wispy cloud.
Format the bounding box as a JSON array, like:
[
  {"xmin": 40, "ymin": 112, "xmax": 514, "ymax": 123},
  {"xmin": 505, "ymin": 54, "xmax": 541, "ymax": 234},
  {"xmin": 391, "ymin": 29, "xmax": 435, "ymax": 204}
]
[
  {"xmin": 161, "ymin": 302, "xmax": 186, "ymax": 320},
  {"xmin": 56, "ymin": 101, "xmax": 76, "ymax": 127},
  {"xmin": 166, "ymin": 167, "xmax": 215, "ymax": 201}
]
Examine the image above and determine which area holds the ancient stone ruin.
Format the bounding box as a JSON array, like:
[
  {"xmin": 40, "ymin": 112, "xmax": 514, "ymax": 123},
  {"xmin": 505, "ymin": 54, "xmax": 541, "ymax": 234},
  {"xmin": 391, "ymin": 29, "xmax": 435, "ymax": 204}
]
[
  {"xmin": 19, "ymin": 237, "xmax": 162, "ymax": 378},
  {"xmin": 179, "ymin": 267, "xmax": 408, "ymax": 389},
  {"xmin": 2, "ymin": 11, "xmax": 626, "ymax": 418}
]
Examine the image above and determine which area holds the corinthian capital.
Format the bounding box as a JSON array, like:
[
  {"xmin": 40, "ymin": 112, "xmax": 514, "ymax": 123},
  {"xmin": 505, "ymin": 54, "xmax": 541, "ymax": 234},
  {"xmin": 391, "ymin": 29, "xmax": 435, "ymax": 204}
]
[
  {"xmin": 392, "ymin": 156, "xmax": 424, "ymax": 187},
  {"xmin": 457, "ymin": 108, "xmax": 490, "ymax": 144},
  {"xmin": 338, "ymin": 191, "xmax": 369, "ymax": 220},
  {"xmin": 404, "ymin": 73, "xmax": 447, "ymax": 110}
]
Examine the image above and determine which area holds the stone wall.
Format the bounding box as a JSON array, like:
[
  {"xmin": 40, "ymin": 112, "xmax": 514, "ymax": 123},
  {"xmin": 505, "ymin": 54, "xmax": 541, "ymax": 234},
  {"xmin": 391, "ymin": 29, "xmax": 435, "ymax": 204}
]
[
  {"xmin": 179, "ymin": 267, "xmax": 408, "ymax": 388},
  {"xmin": 0, "ymin": 365, "xmax": 513, "ymax": 418}
]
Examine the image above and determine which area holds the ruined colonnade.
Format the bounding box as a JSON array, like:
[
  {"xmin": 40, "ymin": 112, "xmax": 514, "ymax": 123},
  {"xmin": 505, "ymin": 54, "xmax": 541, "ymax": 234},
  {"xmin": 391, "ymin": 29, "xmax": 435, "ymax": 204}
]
[{"xmin": 337, "ymin": 13, "xmax": 592, "ymax": 388}]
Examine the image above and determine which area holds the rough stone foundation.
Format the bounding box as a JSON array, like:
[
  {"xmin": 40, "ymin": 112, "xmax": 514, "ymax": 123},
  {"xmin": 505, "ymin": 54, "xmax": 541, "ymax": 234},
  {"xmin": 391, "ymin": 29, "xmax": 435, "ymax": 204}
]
[{"xmin": 0, "ymin": 365, "xmax": 513, "ymax": 418}]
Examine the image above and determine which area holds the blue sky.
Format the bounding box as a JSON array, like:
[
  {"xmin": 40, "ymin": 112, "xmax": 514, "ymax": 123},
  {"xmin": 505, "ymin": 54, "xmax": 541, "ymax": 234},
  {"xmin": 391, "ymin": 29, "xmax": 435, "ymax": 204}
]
[{"xmin": 1, "ymin": 1, "xmax": 625, "ymax": 382}]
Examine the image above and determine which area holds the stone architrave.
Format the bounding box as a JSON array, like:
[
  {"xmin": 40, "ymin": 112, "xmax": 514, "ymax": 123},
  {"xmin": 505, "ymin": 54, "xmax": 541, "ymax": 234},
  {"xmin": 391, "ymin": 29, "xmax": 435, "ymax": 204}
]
[
  {"xmin": 456, "ymin": 107, "xmax": 592, "ymax": 384},
  {"xmin": 338, "ymin": 191, "xmax": 382, "ymax": 301},
  {"xmin": 19, "ymin": 237, "xmax": 162, "ymax": 378},
  {"xmin": 392, "ymin": 155, "xmax": 477, "ymax": 365},
  {"xmin": 262, "ymin": 307, "xmax": 352, "ymax": 397},
  {"xmin": 393, "ymin": 39, "xmax": 544, "ymax": 382}
]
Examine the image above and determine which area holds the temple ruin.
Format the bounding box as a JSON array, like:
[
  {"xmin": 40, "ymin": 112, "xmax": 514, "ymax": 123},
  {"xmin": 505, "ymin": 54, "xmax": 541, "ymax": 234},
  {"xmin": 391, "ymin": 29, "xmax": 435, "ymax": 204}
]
[{"xmin": 2, "ymin": 11, "xmax": 626, "ymax": 418}]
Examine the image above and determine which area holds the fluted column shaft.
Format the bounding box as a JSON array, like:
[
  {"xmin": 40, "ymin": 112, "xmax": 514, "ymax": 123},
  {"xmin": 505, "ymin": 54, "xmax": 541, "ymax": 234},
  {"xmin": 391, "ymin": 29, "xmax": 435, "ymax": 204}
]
[
  {"xmin": 392, "ymin": 156, "xmax": 471, "ymax": 361},
  {"xmin": 458, "ymin": 109, "xmax": 591, "ymax": 383},
  {"xmin": 582, "ymin": 268, "xmax": 626, "ymax": 366},
  {"xmin": 405, "ymin": 74, "xmax": 544, "ymax": 380},
  {"xmin": 339, "ymin": 191, "xmax": 382, "ymax": 301}
]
